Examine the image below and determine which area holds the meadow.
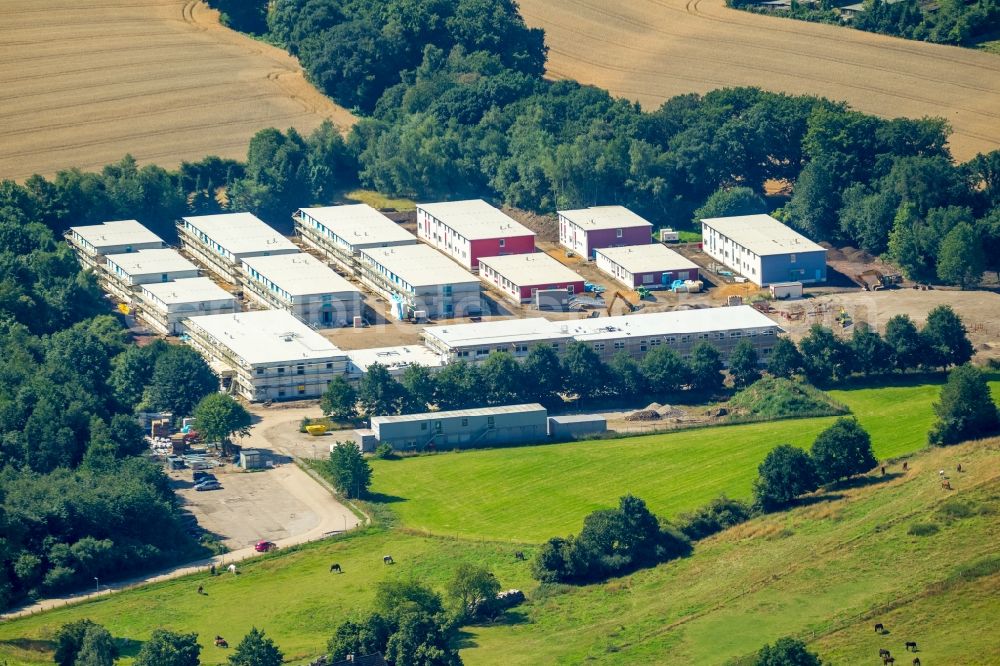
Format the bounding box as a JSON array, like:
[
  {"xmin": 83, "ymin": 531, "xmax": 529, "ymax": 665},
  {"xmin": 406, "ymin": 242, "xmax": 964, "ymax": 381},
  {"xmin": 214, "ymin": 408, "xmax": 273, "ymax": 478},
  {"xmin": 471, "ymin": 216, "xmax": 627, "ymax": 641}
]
[{"xmin": 367, "ymin": 380, "xmax": 985, "ymax": 542}]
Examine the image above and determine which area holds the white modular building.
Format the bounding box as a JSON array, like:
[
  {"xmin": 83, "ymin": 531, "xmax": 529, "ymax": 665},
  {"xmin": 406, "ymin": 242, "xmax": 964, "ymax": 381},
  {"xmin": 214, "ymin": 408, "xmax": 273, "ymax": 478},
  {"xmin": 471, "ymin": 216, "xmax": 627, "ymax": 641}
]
[
  {"xmin": 345, "ymin": 345, "xmax": 446, "ymax": 382},
  {"xmin": 102, "ymin": 249, "xmax": 200, "ymax": 302},
  {"xmin": 594, "ymin": 244, "xmax": 700, "ymax": 289},
  {"xmin": 66, "ymin": 219, "xmax": 166, "ymax": 270},
  {"xmin": 421, "ymin": 317, "xmax": 574, "ymax": 362},
  {"xmin": 416, "ymin": 199, "xmax": 536, "ymax": 271},
  {"xmin": 138, "ymin": 277, "xmax": 239, "ymax": 336},
  {"xmin": 358, "ymin": 244, "xmax": 482, "ymax": 320},
  {"xmin": 240, "ymin": 253, "xmax": 363, "ymax": 328},
  {"xmin": 183, "ymin": 309, "xmax": 348, "ymax": 402},
  {"xmin": 178, "ymin": 212, "xmax": 298, "ymax": 284},
  {"xmin": 558, "ymin": 206, "xmax": 653, "ymax": 259},
  {"xmin": 293, "ymin": 204, "xmax": 417, "ymax": 271},
  {"xmin": 700, "ymin": 214, "xmax": 827, "ymax": 286}
]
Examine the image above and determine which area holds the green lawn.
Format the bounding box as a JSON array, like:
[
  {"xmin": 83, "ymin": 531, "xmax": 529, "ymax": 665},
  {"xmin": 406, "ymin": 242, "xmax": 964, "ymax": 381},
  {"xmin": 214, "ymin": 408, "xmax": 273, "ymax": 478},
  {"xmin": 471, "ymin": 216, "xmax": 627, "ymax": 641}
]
[
  {"xmin": 342, "ymin": 189, "xmax": 416, "ymax": 212},
  {"xmin": 369, "ymin": 380, "xmax": 997, "ymax": 542},
  {"xmin": 0, "ymin": 530, "xmax": 537, "ymax": 666}
]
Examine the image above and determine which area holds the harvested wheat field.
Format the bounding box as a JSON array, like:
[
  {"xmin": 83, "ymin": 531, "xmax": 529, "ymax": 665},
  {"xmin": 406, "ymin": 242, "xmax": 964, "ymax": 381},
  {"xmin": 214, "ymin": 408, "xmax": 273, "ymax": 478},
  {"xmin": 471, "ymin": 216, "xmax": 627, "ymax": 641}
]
[
  {"xmin": 0, "ymin": 0, "xmax": 354, "ymax": 181},
  {"xmin": 519, "ymin": 0, "xmax": 1000, "ymax": 161}
]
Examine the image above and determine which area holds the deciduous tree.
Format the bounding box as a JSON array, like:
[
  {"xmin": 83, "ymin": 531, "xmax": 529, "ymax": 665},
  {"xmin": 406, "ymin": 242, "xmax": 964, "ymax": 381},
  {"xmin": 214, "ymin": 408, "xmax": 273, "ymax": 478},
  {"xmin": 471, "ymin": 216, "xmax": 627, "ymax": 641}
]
[
  {"xmin": 328, "ymin": 442, "xmax": 372, "ymax": 498},
  {"xmin": 929, "ymin": 364, "xmax": 1000, "ymax": 445},
  {"xmin": 753, "ymin": 445, "xmax": 819, "ymax": 510},
  {"xmin": 810, "ymin": 418, "xmax": 876, "ymax": 484}
]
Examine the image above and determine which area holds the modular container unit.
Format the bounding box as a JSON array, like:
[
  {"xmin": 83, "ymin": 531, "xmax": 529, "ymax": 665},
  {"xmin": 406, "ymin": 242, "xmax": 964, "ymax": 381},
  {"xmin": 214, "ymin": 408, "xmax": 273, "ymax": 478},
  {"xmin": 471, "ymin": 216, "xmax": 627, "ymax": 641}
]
[
  {"xmin": 182, "ymin": 310, "xmax": 348, "ymax": 402},
  {"xmin": 594, "ymin": 244, "xmax": 699, "ymax": 289},
  {"xmin": 477, "ymin": 253, "xmax": 585, "ymax": 305},
  {"xmin": 138, "ymin": 277, "xmax": 238, "ymax": 336},
  {"xmin": 421, "ymin": 317, "xmax": 574, "ymax": 362},
  {"xmin": 370, "ymin": 404, "xmax": 548, "ymax": 451},
  {"xmin": 102, "ymin": 249, "xmax": 200, "ymax": 302},
  {"xmin": 293, "ymin": 204, "xmax": 417, "ymax": 272},
  {"xmin": 241, "ymin": 252, "xmax": 363, "ymax": 328},
  {"xmin": 346, "ymin": 345, "xmax": 446, "ymax": 382},
  {"xmin": 358, "ymin": 244, "xmax": 482, "ymax": 320},
  {"xmin": 178, "ymin": 212, "xmax": 298, "ymax": 284},
  {"xmin": 416, "ymin": 199, "xmax": 536, "ymax": 271},
  {"xmin": 66, "ymin": 219, "xmax": 166, "ymax": 270},
  {"xmin": 700, "ymin": 214, "xmax": 827, "ymax": 286},
  {"xmin": 558, "ymin": 206, "xmax": 653, "ymax": 259},
  {"xmin": 547, "ymin": 414, "xmax": 608, "ymax": 439}
]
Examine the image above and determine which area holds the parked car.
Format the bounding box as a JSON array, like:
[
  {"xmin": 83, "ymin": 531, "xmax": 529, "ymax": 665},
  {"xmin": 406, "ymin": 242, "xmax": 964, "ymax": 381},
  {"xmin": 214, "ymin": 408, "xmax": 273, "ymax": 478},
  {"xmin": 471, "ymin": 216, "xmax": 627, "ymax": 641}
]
[
  {"xmin": 255, "ymin": 540, "xmax": 278, "ymax": 553},
  {"xmin": 193, "ymin": 471, "xmax": 217, "ymax": 484},
  {"xmin": 194, "ymin": 481, "xmax": 222, "ymax": 491}
]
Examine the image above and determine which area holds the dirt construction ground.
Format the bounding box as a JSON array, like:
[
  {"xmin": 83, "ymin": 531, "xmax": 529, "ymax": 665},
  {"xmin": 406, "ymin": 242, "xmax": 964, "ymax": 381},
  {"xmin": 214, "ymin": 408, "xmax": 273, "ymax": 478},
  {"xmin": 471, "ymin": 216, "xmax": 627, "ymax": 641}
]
[
  {"xmin": 773, "ymin": 289, "xmax": 1000, "ymax": 361},
  {"xmin": 0, "ymin": 0, "xmax": 355, "ymax": 181},
  {"xmin": 518, "ymin": 0, "xmax": 1000, "ymax": 161}
]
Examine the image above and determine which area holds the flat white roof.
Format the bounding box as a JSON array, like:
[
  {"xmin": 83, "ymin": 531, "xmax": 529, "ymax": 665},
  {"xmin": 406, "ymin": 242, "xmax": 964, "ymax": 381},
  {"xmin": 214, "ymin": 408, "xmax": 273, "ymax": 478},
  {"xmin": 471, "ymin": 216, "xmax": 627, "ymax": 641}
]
[
  {"xmin": 105, "ymin": 249, "xmax": 198, "ymax": 276},
  {"xmin": 185, "ymin": 310, "xmax": 344, "ymax": 365},
  {"xmin": 479, "ymin": 253, "xmax": 584, "ymax": 286},
  {"xmin": 360, "ymin": 245, "xmax": 479, "ymax": 288},
  {"xmin": 141, "ymin": 277, "xmax": 236, "ymax": 305},
  {"xmin": 182, "ymin": 212, "xmax": 298, "ymax": 256},
  {"xmin": 700, "ymin": 214, "xmax": 826, "ymax": 256},
  {"xmin": 423, "ymin": 317, "xmax": 571, "ymax": 348},
  {"xmin": 297, "ymin": 205, "xmax": 417, "ymax": 245},
  {"xmin": 347, "ymin": 345, "xmax": 445, "ymax": 374},
  {"xmin": 566, "ymin": 305, "xmax": 781, "ymax": 341},
  {"xmin": 70, "ymin": 219, "xmax": 163, "ymax": 249},
  {"xmin": 372, "ymin": 403, "xmax": 546, "ymax": 426},
  {"xmin": 557, "ymin": 206, "xmax": 654, "ymax": 232},
  {"xmin": 595, "ymin": 244, "xmax": 698, "ymax": 273},
  {"xmin": 242, "ymin": 253, "xmax": 360, "ymax": 297},
  {"xmin": 417, "ymin": 199, "xmax": 535, "ymax": 241}
]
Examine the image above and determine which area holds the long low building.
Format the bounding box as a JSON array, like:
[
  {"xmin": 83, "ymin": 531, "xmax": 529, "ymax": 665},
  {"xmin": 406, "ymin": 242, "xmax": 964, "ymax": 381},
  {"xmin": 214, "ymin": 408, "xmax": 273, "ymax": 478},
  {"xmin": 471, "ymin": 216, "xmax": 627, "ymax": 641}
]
[
  {"xmin": 422, "ymin": 305, "xmax": 781, "ymax": 364},
  {"xmin": 178, "ymin": 212, "xmax": 299, "ymax": 284},
  {"xmin": 701, "ymin": 214, "xmax": 827, "ymax": 286},
  {"xmin": 138, "ymin": 277, "xmax": 239, "ymax": 336},
  {"xmin": 358, "ymin": 244, "xmax": 482, "ymax": 320},
  {"xmin": 102, "ymin": 249, "xmax": 200, "ymax": 302},
  {"xmin": 66, "ymin": 219, "xmax": 166, "ymax": 270},
  {"xmin": 421, "ymin": 316, "xmax": 574, "ymax": 361},
  {"xmin": 345, "ymin": 345, "xmax": 446, "ymax": 381},
  {"xmin": 241, "ymin": 253, "xmax": 363, "ymax": 328},
  {"xmin": 478, "ymin": 253, "xmax": 585, "ymax": 306},
  {"xmin": 416, "ymin": 199, "xmax": 536, "ymax": 271},
  {"xmin": 370, "ymin": 404, "xmax": 548, "ymax": 451},
  {"xmin": 595, "ymin": 244, "xmax": 699, "ymax": 289},
  {"xmin": 183, "ymin": 310, "xmax": 348, "ymax": 402},
  {"xmin": 294, "ymin": 204, "xmax": 417, "ymax": 271}
]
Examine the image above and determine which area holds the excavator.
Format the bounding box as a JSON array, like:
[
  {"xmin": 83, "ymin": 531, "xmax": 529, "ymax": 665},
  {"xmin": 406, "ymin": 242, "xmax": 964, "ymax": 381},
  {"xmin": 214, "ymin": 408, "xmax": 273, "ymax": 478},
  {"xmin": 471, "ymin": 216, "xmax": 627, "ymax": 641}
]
[{"xmin": 605, "ymin": 290, "xmax": 637, "ymax": 316}]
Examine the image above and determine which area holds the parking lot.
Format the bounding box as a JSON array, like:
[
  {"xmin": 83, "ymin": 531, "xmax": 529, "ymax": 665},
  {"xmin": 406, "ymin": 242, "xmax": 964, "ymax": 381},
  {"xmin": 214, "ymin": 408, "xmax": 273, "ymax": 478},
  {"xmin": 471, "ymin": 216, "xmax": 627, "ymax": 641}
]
[{"xmin": 171, "ymin": 458, "xmax": 358, "ymax": 552}]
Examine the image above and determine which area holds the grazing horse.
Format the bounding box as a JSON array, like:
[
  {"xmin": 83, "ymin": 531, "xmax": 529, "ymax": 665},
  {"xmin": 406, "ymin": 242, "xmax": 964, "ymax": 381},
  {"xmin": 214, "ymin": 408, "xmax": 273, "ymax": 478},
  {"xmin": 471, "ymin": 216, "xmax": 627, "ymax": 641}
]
[
  {"xmin": 905, "ymin": 641, "xmax": 917, "ymax": 651},
  {"xmin": 383, "ymin": 555, "xmax": 394, "ymax": 565},
  {"xmin": 902, "ymin": 461, "xmax": 908, "ymax": 471},
  {"xmin": 883, "ymin": 657, "xmax": 895, "ymax": 666},
  {"xmin": 881, "ymin": 465, "xmax": 886, "ymax": 476},
  {"xmin": 957, "ymin": 463, "xmax": 963, "ymax": 473},
  {"xmin": 879, "ymin": 649, "xmax": 891, "ymax": 658},
  {"xmin": 874, "ymin": 622, "xmax": 885, "ymax": 634},
  {"xmin": 514, "ymin": 551, "xmax": 526, "ymax": 561},
  {"xmin": 214, "ymin": 636, "xmax": 228, "ymax": 648},
  {"xmin": 227, "ymin": 564, "xmax": 237, "ymax": 575},
  {"xmin": 912, "ymin": 658, "xmax": 921, "ymax": 666},
  {"xmin": 329, "ymin": 563, "xmax": 342, "ymax": 573},
  {"xmin": 942, "ymin": 480, "xmax": 953, "ymax": 490}
]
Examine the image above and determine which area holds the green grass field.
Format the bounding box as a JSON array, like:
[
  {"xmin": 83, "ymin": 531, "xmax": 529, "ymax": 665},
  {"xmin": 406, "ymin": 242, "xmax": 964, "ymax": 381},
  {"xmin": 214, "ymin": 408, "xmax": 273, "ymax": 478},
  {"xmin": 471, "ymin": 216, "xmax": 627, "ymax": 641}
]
[
  {"xmin": 368, "ymin": 381, "xmax": 991, "ymax": 542},
  {"xmin": 2, "ymin": 378, "xmax": 997, "ymax": 665}
]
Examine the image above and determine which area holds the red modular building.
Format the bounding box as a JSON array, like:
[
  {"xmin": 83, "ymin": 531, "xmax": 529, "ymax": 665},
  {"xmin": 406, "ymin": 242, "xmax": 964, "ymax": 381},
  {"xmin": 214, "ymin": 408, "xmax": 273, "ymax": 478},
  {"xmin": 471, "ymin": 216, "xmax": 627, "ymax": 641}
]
[
  {"xmin": 558, "ymin": 205, "xmax": 654, "ymax": 259},
  {"xmin": 416, "ymin": 199, "xmax": 536, "ymax": 271},
  {"xmin": 478, "ymin": 253, "xmax": 585, "ymax": 304}
]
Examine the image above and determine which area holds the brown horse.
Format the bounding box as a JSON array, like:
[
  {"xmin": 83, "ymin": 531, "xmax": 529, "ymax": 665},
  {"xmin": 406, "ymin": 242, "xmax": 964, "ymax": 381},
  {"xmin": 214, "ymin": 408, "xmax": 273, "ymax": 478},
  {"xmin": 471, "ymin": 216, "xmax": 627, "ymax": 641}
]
[{"xmin": 214, "ymin": 636, "xmax": 228, "ymax": 648}]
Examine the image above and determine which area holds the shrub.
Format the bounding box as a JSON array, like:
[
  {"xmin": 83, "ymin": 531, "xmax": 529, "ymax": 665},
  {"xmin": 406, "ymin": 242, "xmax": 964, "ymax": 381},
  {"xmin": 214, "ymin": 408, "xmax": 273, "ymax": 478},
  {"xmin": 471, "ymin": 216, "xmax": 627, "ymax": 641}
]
[
  {"xmin": 908, "ymin": 522, "xmax": 940, "ymax": 536},
  {"xmin": 373, "ymin": 442, "xmax": 395, "ymax": 460},
  {"xmin": 676, "ymin": 496, "xmax": 754, "ymax": 541},
  {"xmin": 938, "ymin": 500, "xmax": 975, "ymax": 520}
]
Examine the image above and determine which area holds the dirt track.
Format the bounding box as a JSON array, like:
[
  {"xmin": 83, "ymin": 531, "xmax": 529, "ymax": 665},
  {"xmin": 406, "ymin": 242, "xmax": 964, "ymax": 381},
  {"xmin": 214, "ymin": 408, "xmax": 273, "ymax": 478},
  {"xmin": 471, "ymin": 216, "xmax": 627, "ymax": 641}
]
[
  {"xmin": 0, "ymin": 0, "xmax": 355, "ymax": 181},
  {"xmin": 518, "ymin": 0, "xmax": 1000, "ymax": 161}
]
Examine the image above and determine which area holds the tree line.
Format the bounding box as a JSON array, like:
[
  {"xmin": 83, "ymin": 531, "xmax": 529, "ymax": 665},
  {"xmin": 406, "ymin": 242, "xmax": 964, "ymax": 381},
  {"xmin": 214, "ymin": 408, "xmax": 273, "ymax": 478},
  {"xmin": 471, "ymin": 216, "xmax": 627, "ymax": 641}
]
[
  {"xmin": 321, "ymin": 340, "xmax": 733, "ymax": 421},
  {"xmin": 732, "ymin": 0, "xmax": 1000, "ymax": 49}
]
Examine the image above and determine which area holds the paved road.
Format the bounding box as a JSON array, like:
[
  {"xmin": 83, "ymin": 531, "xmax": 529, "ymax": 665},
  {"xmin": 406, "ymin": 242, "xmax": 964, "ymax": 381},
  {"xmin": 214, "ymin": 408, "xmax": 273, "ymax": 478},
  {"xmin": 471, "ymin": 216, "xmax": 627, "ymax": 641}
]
[{"xmin": 0, "ymin": 403, "xmax": 360, "ymax": 621}]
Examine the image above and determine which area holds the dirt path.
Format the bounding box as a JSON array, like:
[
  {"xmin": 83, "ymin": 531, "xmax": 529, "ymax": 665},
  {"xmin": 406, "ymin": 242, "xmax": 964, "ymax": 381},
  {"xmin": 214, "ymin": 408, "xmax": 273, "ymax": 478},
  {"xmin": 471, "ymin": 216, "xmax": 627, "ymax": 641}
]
[
  {"xmin": 0, "ymin": 404, "xmax": 360, "ymax": 622},
  {"xmin": 0, "ymin": 0, "xmax": 355, "ymax": 181},
  {"xmin": 518, "ymin": 0, "xmax": 1000, "ymax": 161}
]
